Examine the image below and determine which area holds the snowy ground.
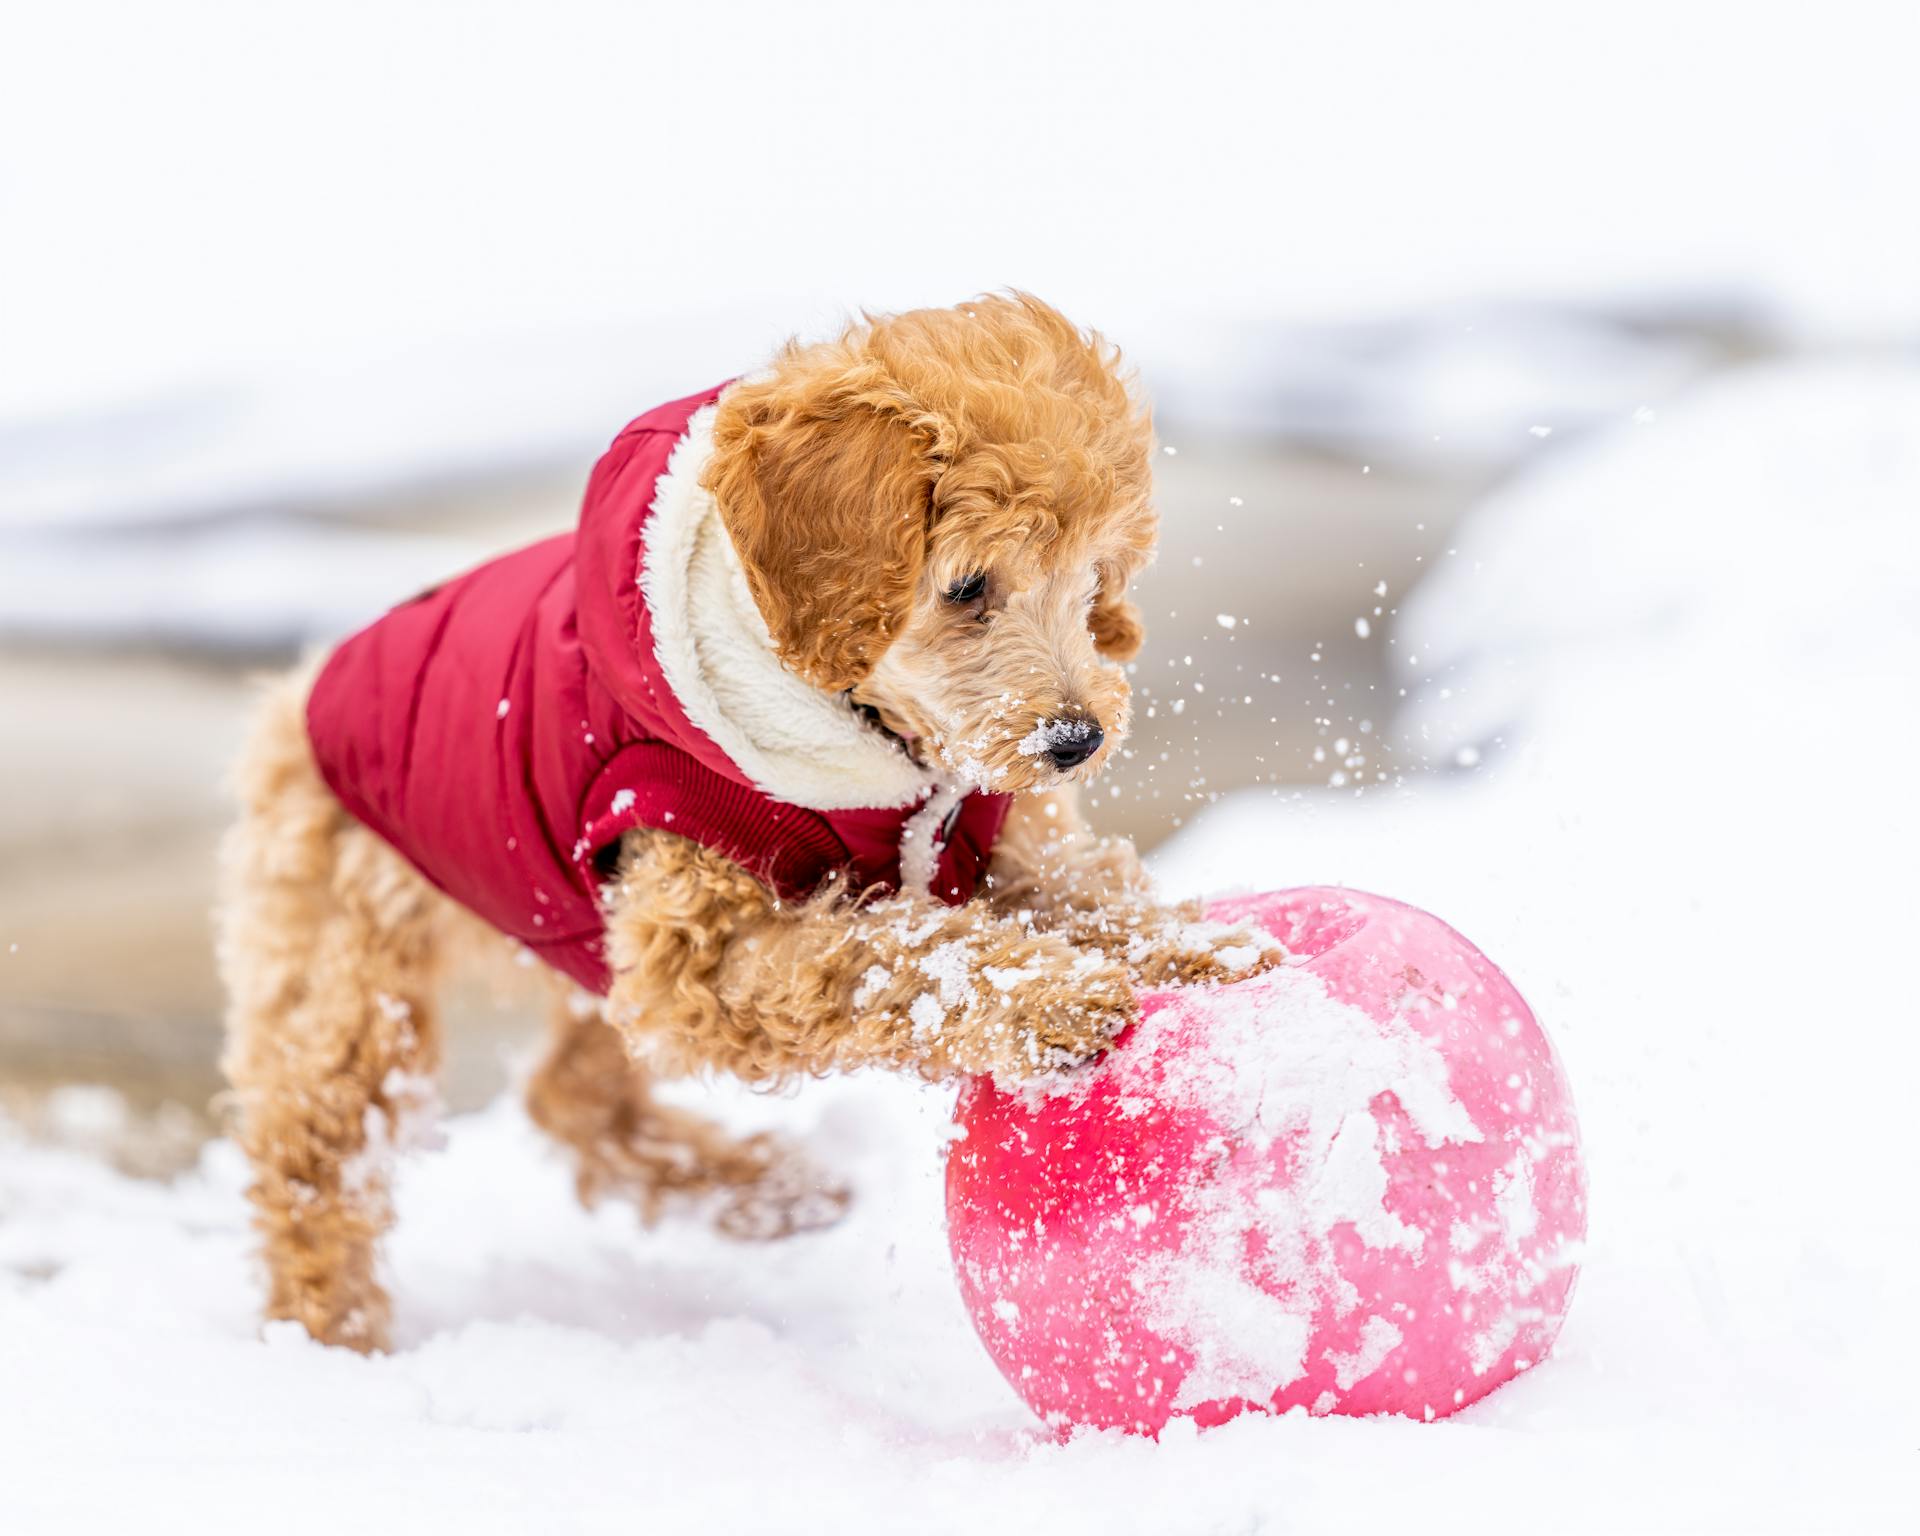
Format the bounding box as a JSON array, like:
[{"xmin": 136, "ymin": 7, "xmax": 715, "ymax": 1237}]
[{"xmin": 3, "ymin": 362, "xmax": 1917, "ymax": 1532}]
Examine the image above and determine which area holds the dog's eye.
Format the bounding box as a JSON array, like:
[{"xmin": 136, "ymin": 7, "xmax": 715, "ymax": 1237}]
[{"xmin": 943, "ymin": 572, "xmax": 987, "ymax": 604}]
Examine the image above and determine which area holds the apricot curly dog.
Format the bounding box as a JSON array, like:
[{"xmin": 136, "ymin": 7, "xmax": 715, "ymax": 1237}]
[{"xmin": 216, "ymin": 293, "xmax": 1273, "ymax": 1351}]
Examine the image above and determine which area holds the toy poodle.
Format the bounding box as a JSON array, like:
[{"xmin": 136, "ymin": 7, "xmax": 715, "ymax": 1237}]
[{"xmin": 215, "ymin": 292, "xmax": 1272, "ymax": 1350}]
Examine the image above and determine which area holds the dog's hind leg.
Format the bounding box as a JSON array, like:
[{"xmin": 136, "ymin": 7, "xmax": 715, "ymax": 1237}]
[
  {"xmin": 525, "ymin": 997, "xmax": 848, "ymax": 1240},
  {"xmin": 217, "ymin": 674, "xmax": 446, "ymax": 1352}
]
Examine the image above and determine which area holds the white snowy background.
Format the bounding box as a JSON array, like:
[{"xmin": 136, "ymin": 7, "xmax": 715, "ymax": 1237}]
[{"xmin": 3, "ymin": 2, "xmax": 1918, "ymax": 1531}]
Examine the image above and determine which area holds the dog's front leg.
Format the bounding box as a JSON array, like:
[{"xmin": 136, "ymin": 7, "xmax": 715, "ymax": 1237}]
[
  {"xmin": 985, "ymin": 788, "xmax": 1282, "ymax": 986},
  {"xmin": 601, "ymin": 830, "xmax": 1137, "ymax": 1084}
]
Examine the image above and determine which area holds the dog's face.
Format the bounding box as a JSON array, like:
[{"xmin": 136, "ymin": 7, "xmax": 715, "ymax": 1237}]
[
  {"xmin": 855, "ymin": 507, "xmax": 1145, "ymax": 791},
  {"xmin": 707, "ymin": 293, "xmax": 1155, "ymax": 794}
]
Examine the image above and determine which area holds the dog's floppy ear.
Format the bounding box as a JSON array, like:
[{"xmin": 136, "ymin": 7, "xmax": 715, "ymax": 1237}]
[
  {"xmin": 1090, "ymin": 577, "xmax": 1146, "ymax": 662},
  {"xmin": 707, "ymin": 367, "xmax": 939, "ymax": 692}
]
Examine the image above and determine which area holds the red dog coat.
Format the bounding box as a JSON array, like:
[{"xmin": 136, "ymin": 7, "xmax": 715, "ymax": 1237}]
[{"xmin": 307, "ymin": 383, "xmax": 1009, "ymax": 993}]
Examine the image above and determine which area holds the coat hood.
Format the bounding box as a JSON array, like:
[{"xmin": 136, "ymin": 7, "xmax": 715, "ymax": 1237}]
[{"xmin": 574, "ymin": 392, "xmax": 937, "ymax": 813}]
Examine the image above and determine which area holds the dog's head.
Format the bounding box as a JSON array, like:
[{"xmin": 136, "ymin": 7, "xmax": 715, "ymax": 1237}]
[{"xmin": 706, "ymin": 293, "xmax": 1155, "ymax": 794}]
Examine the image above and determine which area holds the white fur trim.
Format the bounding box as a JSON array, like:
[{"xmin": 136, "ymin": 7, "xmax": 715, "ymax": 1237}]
[
  {"xmin": 640, "ymin": 406, "xmax": 938, "ymax": 812},
  {"xmin": 897, "ymin": 781, "xmax": 964, "ymax": 896}
]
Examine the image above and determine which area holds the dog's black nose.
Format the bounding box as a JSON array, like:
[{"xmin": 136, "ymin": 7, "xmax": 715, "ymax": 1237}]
[{"xmin": 1045, "ymin": 718, "xmax": 1104, "ymax": 770}]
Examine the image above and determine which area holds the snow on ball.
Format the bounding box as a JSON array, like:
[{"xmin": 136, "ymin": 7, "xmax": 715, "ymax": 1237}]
[{"xmin": 946, "ymin": 886, "xmax": 1586, "ymax": 1435}]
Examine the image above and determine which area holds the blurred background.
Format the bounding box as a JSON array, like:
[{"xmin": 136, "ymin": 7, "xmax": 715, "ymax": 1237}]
[{"xmin": 3, "ymin": 0, "xmax": 1915, "ymax": 1171}]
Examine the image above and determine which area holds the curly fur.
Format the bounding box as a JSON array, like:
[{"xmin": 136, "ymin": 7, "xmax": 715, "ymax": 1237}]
[
  {"xmin": 709, "ymin": 292, "xmax": 1156, "ymax": 785},
  {"xmin": 217, "ymin": 293, "xmax": 1275, "ymax": 1352}
]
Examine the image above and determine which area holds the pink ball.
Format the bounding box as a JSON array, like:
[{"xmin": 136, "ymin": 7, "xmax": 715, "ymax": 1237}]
[{"xmin": 947, "ymin": 887, "xmax": 1587, "ymax": 1435}]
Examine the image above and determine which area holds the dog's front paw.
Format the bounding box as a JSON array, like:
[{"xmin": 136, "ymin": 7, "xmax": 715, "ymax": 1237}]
[
  {"xmin": 1124, "ymin": 906, "xmax": 1286, "ymax": 987},
  {"xmin": 982, "ymin": 949, "xmax": 1138, "ymax": 1079}
]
